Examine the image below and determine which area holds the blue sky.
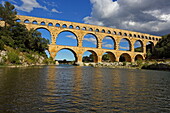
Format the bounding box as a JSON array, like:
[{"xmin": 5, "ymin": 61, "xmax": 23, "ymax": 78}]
[{"xmin": 1, "ymin": 0, "xmax": 170, "ymax": 61}]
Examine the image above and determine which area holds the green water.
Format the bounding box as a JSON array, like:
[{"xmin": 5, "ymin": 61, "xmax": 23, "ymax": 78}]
[{"xmin": 0, "ymin": 66, "xmax": 170, "ymax": 113}]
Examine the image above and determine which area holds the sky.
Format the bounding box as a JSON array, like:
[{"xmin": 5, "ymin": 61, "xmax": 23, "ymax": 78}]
[{"xmin": 1, "ymin": 0, "xmax": 170, "ymax": 61}]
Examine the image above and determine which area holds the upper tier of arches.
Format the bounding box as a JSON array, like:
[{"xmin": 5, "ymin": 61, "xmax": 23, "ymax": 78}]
[{"xmin": 16, "ymin": 15, "xmax": 161, "ymax": 42}]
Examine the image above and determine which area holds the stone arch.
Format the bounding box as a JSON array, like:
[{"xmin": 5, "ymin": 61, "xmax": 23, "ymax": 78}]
[
  {"xmin": 56, "ymin": 30, "xmax": 78, "ymax": 46},
  {"xmin": 119, "ymin": 38, "xmax": 131, "ymax": 51},
  {"xmin": 82, "ymin": 50, "xmax": 98, "ymax": 63},
  {"xmin": 55, "ymin": 48, "xmax": 78, "ymax": 62},
  {"xmin": 119, "ymin": 53, "xmax": 132, "ymax": 62},
  {"xmin": 135, "ymin": 54, "xmax": 144, "ymax": 61},
  {"xmin": 108, "ymin": 30, "xmax": 111, "ymax": 34},
  {"xmin": 89, "ymin": 28, "xmax": 93, "ymax": 31},
  {"xmin": 76, "ymin": 26, "xmax": 80, "ymax": 30},
  {"xmin": 16, "ymin": 19, "xmax": 21, "ymax": 22},
  {"xmin": 113, "ymin": 31, "xmax": 117, "ymax": 35},
  {"xmin": 102, "ymin": 29, "xmax": 105, "ymax": 33},
  {"xmin": 82, "ymin": 33, "xmax": 98, "ymax": 48},
  {"xmin": 82, "ymin": 27, "xmax": 86, "ymax": 30},
  {"xmin": 62, "ymin": 24, "xmax": 67, "ymax": 28},
  {"xmin": 118, "ymin": 32, "xmax": 122, "ymax": 35},
  {"xmin": 124, "ymin": 33, "xmax": 127, "ymax": 36},
  {"xmin": 134, "ymin": 40, "xmax": 143, "ymax": 52},
  {"xmin": 95, "ymin": 29, "xmax": 99, "ymax": 32},
  {"xmin": 40, "ymin": 21, "xmax": 46, "ymax": 25},
  {"xmin": 102, "ymin": 36, "xmax": 116, "ymax": 50},
  {"xmin": 146, "ymin": 41, "xmax": 154, "ymax": 54},
  {"xmin": 69, "ymin": 25, "xmax": 74, "ymax": 29},
  {"xmin": 35, "ymin": 27, "xmax": 52, "ymax": 44},
  {"xmin": 55, "ymin": 23, "xmax": 60, "ymax": 27},
  {"xmin": 32, "ymin": 20, "xmax": 38, "ymax": 24},
  {"xmin": 24, "ymin": 19, "xmax": 30, "ymax": 23},
  {"xmin": 102, "ymin": 51, "xmax": 116, "ymax": 62},
  {"xmin": 48, "ymin": 23, "xmax": 53, "ymax": 26}
]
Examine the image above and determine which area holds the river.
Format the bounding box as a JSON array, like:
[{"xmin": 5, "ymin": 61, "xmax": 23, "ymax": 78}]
[{"xmin": 0, "ymin": 66, "xmax": 170, "ymax": 113}]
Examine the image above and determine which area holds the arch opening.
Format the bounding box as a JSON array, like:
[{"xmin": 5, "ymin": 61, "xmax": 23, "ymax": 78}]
[
  {"xmin": 24, "ymin": 20, "xmax": 29, "ymax": 23},
  {"xmin": 102, "ymin": 36, "xmax": 115, "ymax": 50},
  {"xmin": 40, "ymin": 22, "xmax": 46, "ymax": 25},
  {"xmin": 119, "ymin": 53, "xmax": 131, "ymax": 62},
  {"xmin": 102, "ymin": 52, "xmax": 116, "ymax": 62},
  {"xmin": 146, "ymin": 41, "xmax": 154, "ymax": 58},
  {"xmin": 56, "ymin": 31, "xmax": 78, "ymax": 46},
  {"xmin": 135, "ymin": 54, "xmax": 143, "ymax": 61},
  {"xmin": 82, "ymin": 50, "xmax": 98, "ymax": 63},
  {"xmin": 36, "ymin": 28, "xmax": 51, "ymax": 44},
  {"xmin": 32, "ymin": 21, "xmax": 38, "ymax": 24},
  {"xmin": 134, "ymin": 40, "xmax": 143, "ymax": 52},
  {"xmin": 48, "ymin": 23, "xmax": 53, "ymax": 26},
  {"xmin": 83, "ymin": 34, "xmax": 98, "ymax": 48},
  {"xmin": 55, "ymin": 49, "xmax": 77, "ymax": 64},
  {"xmin": 119, "ymin": 38, "xmax": 131, "ymax": 51}
]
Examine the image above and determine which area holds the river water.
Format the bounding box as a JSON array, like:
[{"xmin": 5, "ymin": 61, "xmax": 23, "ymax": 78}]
[{"xmin": 0, "ymin": 65, "xmax": 170, "ymax": 113}]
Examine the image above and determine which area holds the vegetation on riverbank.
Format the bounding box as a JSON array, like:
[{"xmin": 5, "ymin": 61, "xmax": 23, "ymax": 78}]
[{"xmin": 0, "ymin": 2, "xmax": 55, "ymax": 66}]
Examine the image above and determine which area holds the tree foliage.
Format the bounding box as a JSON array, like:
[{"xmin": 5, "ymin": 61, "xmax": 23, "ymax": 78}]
[
  {"xmin": 0, "ymin": 1, "xmax": 48, "ymax": 55},
  {"xmin": 152, "ymin": 34, "xmax": 170, "ymax": 59}
]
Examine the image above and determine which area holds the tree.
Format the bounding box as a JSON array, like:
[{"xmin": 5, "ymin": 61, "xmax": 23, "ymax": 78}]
[{"xmin": 0, "ymin": 1, "xmax": 17, "ymax": 27}]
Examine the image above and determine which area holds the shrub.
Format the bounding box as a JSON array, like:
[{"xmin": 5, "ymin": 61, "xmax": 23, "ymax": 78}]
[{"xmin": 7, "ymin": 51, "xmax": 20, "ymax": 64}]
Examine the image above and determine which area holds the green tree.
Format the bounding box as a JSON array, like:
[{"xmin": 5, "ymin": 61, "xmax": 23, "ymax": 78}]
[{"xmin": 0, "ymin": 1, "xmax": 17, "ymax": 27}]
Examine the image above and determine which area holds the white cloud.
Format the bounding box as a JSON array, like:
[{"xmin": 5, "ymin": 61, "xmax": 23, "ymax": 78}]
[
  {"xmin": 84, "ymin": 0, "xmax": 170, "ymax": 35},
  {"xmin": 119, "ymin": 46, "xmax": 129, "ymax": 50},
  {"xmin": 51, "ymin": 8, "xmax": 62, "ymax": 13},
  {"xmin": 103, "ymin": 44, "xmax": 113, "ymax": 48},
  {"xmin": 66, "ymin": 35, "xmax": 77, "ymax": 39},
  {"xmin": 14, "ymin": 0, "xmax": 47, "ymax": 12},
  {"xmin": 83, "ymin": 37, "xmax": 97, "ymax": 45}
]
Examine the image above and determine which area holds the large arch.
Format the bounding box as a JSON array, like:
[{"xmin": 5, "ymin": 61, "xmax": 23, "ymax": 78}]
[
  {"xmin": 56, "ymin": 31, "xmax": 78, "ymax": 46},
  {"xmin": 134, "ymin": 40, "xmax": 143, "ymax": 52},
  {"xmin": 135, "ymin": 54, "xmax": 144, "ymax": 61},
  {"xmin": 119, "ymin": 53, "xmax": 132, "ymax": 62},
  {"xmin": 102, "ymin": 36, "xmax": 116, "ymax": 50},
  {"xmin": 55, "ymin": 48, "xmax": 78, "ymax": 62},
  {"xmin": 119, "ymin": 38, "xmax": 131, "ymax": 51},
  {"xmin": 82, "ymin": 50, "xmax": 98, "ymax": 63},
  {"xmin": 102, "ymin": 52, "xmax": 116, "ymax": 62},
  {"xmin": 82, "ymin": 33, "xmax": 98, "ymax": 48},
  {"xmin": 35, "ymin": 27, "xmax": 52, "ymax": 44}
]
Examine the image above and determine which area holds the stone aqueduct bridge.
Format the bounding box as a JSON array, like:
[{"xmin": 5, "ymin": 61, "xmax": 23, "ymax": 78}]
[{"xmin": 16, "ymin": 15, "xmax": 161, "ymax": 64}]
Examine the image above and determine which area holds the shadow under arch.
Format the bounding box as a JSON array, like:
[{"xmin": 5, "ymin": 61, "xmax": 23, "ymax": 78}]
[
  {"xmin": 82, "ymin": 33, "xmax": 98, "ymax": 48},
  {"xmin": 119, "ymin": 53, "xmax": 132, "ymax": 62},
  {"xmin": 134, "ymin": 40, "xmax": 143, "ymax": 52},
  {"xmin": 82, "ymin": 50, "xmax": 98, "ymax": 63},
  {"xmin": 119, "ymin": 38, "xmax": 131, "ymax": 51},
  {"xmin": 102, "ymin": 36, "xmax": 116, "ymax": 50},
  {"xmin": 56, "ymin": 30, "xmax": 78, "ymax": 47},
  {"xmin": 102, "ymin": 51, "xmax": 116, "ymax": 62},
  {"xmin": 135, "ymin": 54, "xmax": 144, "ymax": 61},
  {"xmin": 55, "ymin": 48, "xmax": 78, "ymax": 63}
]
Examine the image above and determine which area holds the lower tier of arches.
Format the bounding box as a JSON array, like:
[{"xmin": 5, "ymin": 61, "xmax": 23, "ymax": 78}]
[{"xmin": 49, "ymin": 45, "xmax": 145, "ymax": 64}]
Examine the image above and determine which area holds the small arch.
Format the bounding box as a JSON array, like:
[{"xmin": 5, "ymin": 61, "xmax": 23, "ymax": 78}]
[
  {"xmin": 69, "ymin": 25, "xmax": 73, "ymax": 29},
  {"xmin": 145, "ymin": 36, "xmax": 148, "ymax": 39},
  {"xmin": 40, "ymin": 21, "xmax": 46, "ymax": 25},
  {"xmin": 118, "ymin": 32, "xmax": 122, "ymax": 35},
  {"xmin": 135, "ymin": 54, "xmax": 143, "ymax": 61},
  {"xmin": 62, "ymin": 24, "xmax": 67, "ymax": 28},
  {"xmin": 113, "ymin": 31, "xmax": 117, "ymax": 35},
  {"xmin": 82, "ymin": 50, "xmax": 98, "ymax": 63},
  {"xmin": 138, "ymin": 35, "xmax": 141, "ymax": 38},
  {"xmin": 24, "ymin": 19, "xmax": 29, "ymax": 23},
  {"xmin": 89, "ymin": 28, "xmax": 93, "ymax": 31},
  {"xmin": 129, "ymin": 34, "xmax": 132, "ymax": 37},
  {"xmin": 76, "ymin": 26, "xmax": 80, "ymax": 30},
  {"xmin": 141, "ymin": 35, "xmax": 144, "ymax": 39},
  {"xmin": 16, "ymin": 19, "xmax": 21, "ymax": 22},
  {"xmin": 32, "ymin": 20, "xmax": 38, "ymax": 24},
  {"xmin": 95, "ymin": 29, "xmax": 99, "ymax": 32},
  {"xmin": 124, "ymin": 33, "xmax": 127, "ymax": 36},
  {"xmin": 82, "ymin": 27, "xmax": 86, "ymax": 30},
  {"xmin": 102, "ymin": 52, "xmax": 116, "ymax": 62},
  {"xmin": 48, "ymin": 23, "xmax": 53, "ymax": 26},
  {"xmin": 108, "ymin": 30, "xmax": 111, "ymax": 34},
  {"xmin": 149, "ymin": 37, "xmax": 151, "ymax": 40},
  {"xmin": 101, "ymin": 29, "xmax": 105, "ymax": 33},
  {"xmin": 152, "ymin": 37, "xmax": 155, "ymax": 40},
  {"xmin": 119, "ymin": 53, "xmax": 132, "ymax": 62},
  {"xmin": 55, "ymin": 23, "xmax": 60, "ymax": 27},
  {"xmin": 134, "ymin": 34, "xmax": 137, "ymax": 37}
]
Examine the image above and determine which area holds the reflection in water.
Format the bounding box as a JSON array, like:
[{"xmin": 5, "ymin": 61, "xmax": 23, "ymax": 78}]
[{"xmin": 0, "ymin": 66, "xmax": 170, "ymax": 113}]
